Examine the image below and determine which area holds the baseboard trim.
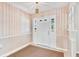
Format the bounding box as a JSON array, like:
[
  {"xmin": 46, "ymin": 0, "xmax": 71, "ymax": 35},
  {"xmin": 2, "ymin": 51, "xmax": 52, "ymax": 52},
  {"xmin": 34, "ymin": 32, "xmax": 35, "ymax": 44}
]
[
  {"xmin": 1, "ymin": 42, "xmax": 31, "ymax": 57},
  {"xmin": 1, "ymin": 42, "xmax": 67, "ymax": 57},
  {"xmin": 31, "ymin": 43, "xmax": 67, "ymax": 53}
]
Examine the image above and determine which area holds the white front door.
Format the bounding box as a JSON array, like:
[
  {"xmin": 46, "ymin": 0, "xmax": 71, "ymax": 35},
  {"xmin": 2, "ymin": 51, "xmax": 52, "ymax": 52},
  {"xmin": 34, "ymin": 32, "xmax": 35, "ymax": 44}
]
[
  {"xmin": 33, "ymin": 16, "xmax": 56, "ymax": 48},
  {"xmin": 37, "ymin": 17, "xmax": 50, "ymax": 47}
]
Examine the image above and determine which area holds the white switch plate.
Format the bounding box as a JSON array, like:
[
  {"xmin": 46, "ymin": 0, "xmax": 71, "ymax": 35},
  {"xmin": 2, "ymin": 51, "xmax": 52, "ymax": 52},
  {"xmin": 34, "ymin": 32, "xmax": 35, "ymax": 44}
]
[{"xmin": 0, "ymin": 44, "xmax": 2, "ymax": 48}]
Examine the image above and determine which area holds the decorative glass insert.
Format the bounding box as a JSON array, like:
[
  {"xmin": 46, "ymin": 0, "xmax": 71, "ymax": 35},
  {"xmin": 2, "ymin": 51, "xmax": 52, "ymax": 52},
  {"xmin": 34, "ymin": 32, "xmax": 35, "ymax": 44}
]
[
  {"xmin": 51, "ymin": 18, "xmax": 54, "ymax": 32},
  {"xmin": 34, "ymin": 20, "xmax": 37, "ymax": 32}
]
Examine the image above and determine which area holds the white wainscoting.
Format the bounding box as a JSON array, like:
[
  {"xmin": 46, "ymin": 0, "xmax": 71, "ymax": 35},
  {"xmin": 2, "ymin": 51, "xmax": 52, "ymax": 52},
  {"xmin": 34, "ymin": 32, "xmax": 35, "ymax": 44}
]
[{"xmin": 0, "ymin": 34, "xmax": 31, "ymax": 57}]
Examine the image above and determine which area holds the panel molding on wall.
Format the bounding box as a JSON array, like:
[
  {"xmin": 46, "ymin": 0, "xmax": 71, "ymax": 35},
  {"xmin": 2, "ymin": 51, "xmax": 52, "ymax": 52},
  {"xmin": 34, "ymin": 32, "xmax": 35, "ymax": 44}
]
[{"xmin": 0, "ymin": 3, "xmax": 31, "ymax": 56}]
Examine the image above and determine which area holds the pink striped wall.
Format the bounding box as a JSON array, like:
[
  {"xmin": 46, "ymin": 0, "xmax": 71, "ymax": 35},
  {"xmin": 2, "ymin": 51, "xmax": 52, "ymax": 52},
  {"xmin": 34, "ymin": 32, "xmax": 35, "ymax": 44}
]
[
  {"xmin": 0, "ymin": 2, "xmax": 69, "ymax": 49},
  {"xmin": 0, "ymin": 2, "xmax": 31, "ymax": 37},
  {"xmin": 32, "ymin": 5, "xmax": 69, "ymax": 49}
]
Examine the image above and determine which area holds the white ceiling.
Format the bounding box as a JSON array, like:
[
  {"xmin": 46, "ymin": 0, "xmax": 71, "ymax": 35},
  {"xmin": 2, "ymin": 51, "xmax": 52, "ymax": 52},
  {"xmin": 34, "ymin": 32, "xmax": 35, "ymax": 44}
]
[{"xmin": 8, "ymin": 2, "xmax": 69, "ymax": 14}]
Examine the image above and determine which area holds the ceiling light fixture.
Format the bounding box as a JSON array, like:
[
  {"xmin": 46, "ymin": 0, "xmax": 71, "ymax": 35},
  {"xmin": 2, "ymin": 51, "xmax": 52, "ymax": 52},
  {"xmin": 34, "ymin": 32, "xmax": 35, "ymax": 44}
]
[{"xmin": 35, "ymin": 2, "xmax": 39, "ymax": 14}]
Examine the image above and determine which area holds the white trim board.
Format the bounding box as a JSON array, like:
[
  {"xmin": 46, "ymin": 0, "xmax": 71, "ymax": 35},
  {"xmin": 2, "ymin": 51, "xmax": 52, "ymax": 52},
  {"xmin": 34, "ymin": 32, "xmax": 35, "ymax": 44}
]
[
  {"xmin": 31, "ymin": 43, "xmax": 67, "ymax": 53},
  {"xmin": 0, "ymin": 33, "xmax": 31, "ymax": 39},
  {"xmin": 1, "ymin": 42, "xmax": 67, "ymax": 57},
  {"xmin": 1, "ymin": 43, "xmax": 31, "ymax": 57}
]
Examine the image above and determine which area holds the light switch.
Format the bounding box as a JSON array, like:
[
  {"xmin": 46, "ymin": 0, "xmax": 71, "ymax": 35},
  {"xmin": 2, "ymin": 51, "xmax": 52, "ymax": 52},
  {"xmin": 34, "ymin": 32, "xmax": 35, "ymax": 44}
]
[{"xmin": 0, "ymin": 44, "xmax": 3, "ymax": 49}]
